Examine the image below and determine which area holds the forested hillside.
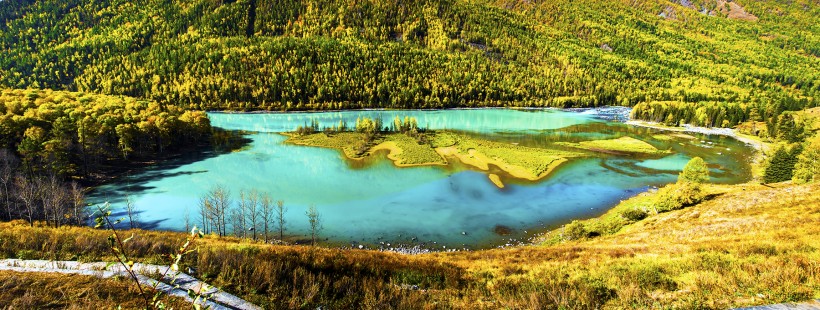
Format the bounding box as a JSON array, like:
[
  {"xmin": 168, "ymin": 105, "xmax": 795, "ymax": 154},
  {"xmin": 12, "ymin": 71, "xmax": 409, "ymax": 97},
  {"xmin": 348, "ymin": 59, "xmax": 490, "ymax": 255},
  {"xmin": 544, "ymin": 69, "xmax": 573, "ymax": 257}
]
[
  {"xmin": 0, "ymin": 88, "xmax": 211, "ymax": 225},
  {"xmin": 0, "ymin": 88, "xmax": 211, "ymax": 178},
  {"xmin": 1, "ymin": 0, "xmax": 817, "ymax": 121}
]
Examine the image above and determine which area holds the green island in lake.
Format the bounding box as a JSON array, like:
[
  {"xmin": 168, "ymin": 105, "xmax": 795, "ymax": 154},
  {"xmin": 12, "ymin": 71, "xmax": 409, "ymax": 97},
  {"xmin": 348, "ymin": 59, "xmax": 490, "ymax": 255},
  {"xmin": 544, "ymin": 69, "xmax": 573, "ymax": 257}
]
[{"xmin": 283, "ymin": 116, "xmax": 674, "ymax": 187}]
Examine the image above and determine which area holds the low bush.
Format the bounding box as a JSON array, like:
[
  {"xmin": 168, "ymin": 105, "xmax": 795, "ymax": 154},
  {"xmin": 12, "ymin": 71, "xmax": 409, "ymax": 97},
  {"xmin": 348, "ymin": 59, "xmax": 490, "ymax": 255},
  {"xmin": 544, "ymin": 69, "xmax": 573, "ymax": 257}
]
[
  {"xmin": 620, "ymin": 208, "xmax": 648, "ymax": 222},
  {"xmin": 562, "ymin": 220, "xmax": 588, "ymax": 241}
]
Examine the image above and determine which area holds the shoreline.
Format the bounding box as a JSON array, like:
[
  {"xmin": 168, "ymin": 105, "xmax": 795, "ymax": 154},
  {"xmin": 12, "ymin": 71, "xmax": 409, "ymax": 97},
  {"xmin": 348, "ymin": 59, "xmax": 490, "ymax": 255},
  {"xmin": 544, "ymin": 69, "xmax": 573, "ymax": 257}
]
[
  {"xmin": 625, "ymin": 120, "xmax": 770, "ymax": 181},
  {"xmin": 206, "ymin": 105, "xmax": 628, "ymax": 116},
  {"xmin": 625, "ymin": 120, "xmax": 767, "ymax": 151}
]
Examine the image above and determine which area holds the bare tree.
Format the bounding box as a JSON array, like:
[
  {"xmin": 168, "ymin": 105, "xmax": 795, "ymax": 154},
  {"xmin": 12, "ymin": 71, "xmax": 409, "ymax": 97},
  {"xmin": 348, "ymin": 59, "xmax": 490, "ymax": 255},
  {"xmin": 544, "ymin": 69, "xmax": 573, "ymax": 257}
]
[
  {"xmin": 182, "ymin": 206, "xmax": 191, "ymax": 232},
  {"xmin": 15, "ymin": 175, "xmax": 41, "ymax": 226},
  {"xmin": 259, "ymin": 193, "xmax": 274, "ymax": 243},
  {"xmin": 236, "ymin": 190, "xmax": 249, "ymax": 238},
  {"xmin": 42, "ymin": 173, "xmax": 68, "ymax": 227},
  {"xmin": 0, "ymin": 149, "xmax": 19, "ymax": 220},
  {"xmin": 68, "ymin": 182, "xmax": 86, "ymax": 226},
  {"xmin": 306, "ymin": 204, "xmax": 321, "ymax": 246},
  {"xmin": 202, "ymin": 185, "xmax": 230, "ymax": 237},
  {"xmin": 125, "ymin": 194, "xmax": 139, "ymax": 229},
  {"xmin": 245, "ymin": 189, "xmax": 260, "ymax": 240},
  {"xmin": 275, "ymin": 200, "xmax": 287, "ymax": 241},
  {"xmin": 230, "ymin": 206, "xmax": 243, "ymax": 237},
  {"xmin": 198, "ymin": 196, "xmax": 212, "ymax": 234}
]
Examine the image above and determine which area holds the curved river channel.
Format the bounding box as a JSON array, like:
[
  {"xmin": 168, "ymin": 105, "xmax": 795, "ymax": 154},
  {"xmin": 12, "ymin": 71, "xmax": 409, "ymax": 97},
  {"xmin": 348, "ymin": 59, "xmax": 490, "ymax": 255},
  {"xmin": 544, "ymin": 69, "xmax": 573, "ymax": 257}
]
[{"xmin": 90, "ymin": 109, "xmax": 754, "ymax": 250}]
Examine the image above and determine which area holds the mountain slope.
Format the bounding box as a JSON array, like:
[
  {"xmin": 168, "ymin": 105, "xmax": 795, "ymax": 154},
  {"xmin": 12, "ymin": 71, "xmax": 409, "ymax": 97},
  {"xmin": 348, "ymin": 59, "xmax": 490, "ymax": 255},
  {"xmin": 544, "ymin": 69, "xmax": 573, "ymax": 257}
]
[{"xmin": 1, "ymin": 0, "xmax": 817, "ymax": 114}]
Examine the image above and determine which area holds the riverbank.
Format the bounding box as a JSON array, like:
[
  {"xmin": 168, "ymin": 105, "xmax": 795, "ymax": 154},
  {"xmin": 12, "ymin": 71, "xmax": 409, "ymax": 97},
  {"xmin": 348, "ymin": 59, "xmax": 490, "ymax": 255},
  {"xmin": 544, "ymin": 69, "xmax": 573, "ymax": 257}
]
[
  {"xmin": 625, "ymin": 120, "xmax": 768, "ymax": 151},
  {"xmin": 626, "ymin": 120, "xmax": 771, "ymax": 179}
]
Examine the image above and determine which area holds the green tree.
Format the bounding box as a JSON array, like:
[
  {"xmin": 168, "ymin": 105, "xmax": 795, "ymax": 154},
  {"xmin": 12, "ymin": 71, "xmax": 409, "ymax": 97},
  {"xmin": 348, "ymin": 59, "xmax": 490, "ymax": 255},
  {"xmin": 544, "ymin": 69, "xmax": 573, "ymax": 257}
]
[
  {"xmin": 18, "ymin": 126, "xmax": 46, "ymax": 174},
  {"xmin": 793, "ymin": 136, "xmax": 820, "ymax": 184},
  {"xmin": 775, "ymin": 113, "xmax": 805, "ymax": 143},
  {"xmin": 678, "ymin": 157, "xmax": 709, "ymax": 185},
  {"xmin": 763, "ymin": 145, "xmax": 801, "ymax": 183}
]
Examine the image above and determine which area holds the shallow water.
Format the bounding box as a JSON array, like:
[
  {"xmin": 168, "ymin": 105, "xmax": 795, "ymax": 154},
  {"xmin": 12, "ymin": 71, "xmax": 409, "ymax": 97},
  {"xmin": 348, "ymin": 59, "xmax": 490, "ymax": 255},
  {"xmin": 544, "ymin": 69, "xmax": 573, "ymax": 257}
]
[{"xmin": 90, "ymin": 109, "xmax": 754, "ymax": 249}]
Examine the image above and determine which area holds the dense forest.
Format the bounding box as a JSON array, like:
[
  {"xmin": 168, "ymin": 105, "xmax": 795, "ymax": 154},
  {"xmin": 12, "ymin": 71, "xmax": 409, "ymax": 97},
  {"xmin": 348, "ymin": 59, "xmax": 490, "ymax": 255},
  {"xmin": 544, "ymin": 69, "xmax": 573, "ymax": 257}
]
[
  {"xmin": 0, "ymin": 88, "xmax": 211, "ymax": 224},
  {"xmin": 0, "ymin": 0, "xmax": 817, "ymax": 120},
  {"xmin": 0, "ymin": 88, "xmax": 211, "ymax": 177},
  {"xmin": 0, "ymin": 0, "xmax": 818, "ymax": 191}
]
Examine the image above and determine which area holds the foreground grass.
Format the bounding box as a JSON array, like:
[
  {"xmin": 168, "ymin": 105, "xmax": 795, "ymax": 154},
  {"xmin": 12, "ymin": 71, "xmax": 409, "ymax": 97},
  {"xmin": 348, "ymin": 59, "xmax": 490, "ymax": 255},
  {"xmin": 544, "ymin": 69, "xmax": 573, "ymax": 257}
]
[
  {"xmin": 0, "ymin": 220, "xmax": 463, "ymax": 309},
  {"xmin": 0, "ymin": 271, "xmax": 191, "ymax": 309},
  {"xmin": 2, "ymin": 182, "xmax": 819, "ymax": 308},
  {"xmin": 435, "ymin": 182, "xmax": 820, "ymax": 308}
]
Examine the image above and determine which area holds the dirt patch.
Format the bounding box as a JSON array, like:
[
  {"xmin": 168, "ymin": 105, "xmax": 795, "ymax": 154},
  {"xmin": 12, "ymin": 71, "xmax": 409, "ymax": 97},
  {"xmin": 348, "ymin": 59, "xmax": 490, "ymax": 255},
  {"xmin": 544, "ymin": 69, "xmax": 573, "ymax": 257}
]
[{"xmin": 716, "ymin": 0, "xmax": 758, "ymax": 21}]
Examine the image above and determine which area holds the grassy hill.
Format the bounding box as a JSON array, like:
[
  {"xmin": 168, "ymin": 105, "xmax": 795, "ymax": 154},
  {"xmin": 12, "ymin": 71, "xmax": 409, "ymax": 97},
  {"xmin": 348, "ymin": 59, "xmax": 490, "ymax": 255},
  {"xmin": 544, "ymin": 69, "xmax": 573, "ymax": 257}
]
[
  {"xmin": 2, "ymin": 181, "xmax": 819, "ymax": 308},
  {"xmin": 1, "ymin": 0, "xmax": 817, "ymax": 116}
]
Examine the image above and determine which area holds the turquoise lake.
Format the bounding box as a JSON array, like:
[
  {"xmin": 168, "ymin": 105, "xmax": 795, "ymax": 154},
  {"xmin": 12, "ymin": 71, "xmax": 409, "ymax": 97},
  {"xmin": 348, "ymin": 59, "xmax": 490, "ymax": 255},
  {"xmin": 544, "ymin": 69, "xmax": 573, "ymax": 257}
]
[{"xmin": 90, "ymin": 109, "xmax": 754, "ymax": 249}]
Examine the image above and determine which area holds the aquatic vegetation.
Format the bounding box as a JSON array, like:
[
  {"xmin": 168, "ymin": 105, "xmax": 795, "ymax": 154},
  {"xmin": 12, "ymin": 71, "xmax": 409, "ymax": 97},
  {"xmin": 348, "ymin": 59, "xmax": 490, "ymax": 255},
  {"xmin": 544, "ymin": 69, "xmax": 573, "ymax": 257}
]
[
  {"xmin": 286, "ymin": 130, "xmax": 586, "ymax": 183},
  {"xmin": 558, "ymin": 136, "xmax": 669, "ymax": 155},
  {"xmin": 375, "ymin": 134, "xmax": 447, "ymax": 166},
  {"xmin": 435, "ymin": 131, "xmax": 585, "ymax": 181},
  {"xmin": 651, "ymin": 134, "xmax": 675, "ymax": 141},
  {"xmin": 283, "ymin": 132, "xmax": 370, "ymax": 159}
]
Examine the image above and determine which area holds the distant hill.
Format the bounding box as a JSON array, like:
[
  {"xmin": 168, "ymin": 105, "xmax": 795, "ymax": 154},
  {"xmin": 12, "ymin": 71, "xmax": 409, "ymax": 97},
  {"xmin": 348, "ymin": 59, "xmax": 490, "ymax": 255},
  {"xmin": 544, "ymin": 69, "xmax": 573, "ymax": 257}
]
[{"xmin": 1, "ymin": 0, "xmax": 817, "ymax": 115}]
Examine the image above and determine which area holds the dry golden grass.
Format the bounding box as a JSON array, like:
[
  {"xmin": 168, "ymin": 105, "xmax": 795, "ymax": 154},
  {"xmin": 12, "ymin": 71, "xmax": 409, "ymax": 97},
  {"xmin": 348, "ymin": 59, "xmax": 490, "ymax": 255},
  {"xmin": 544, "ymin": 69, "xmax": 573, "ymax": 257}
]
[
  {"xmin": 0, "ymin": 220, "xmax": 463, "ymax": 309},
  {"xmin": 432, "ymin": 182, "xmax": 820, "ymax": 308},
  {"xmin": 0, "ymin": 271, "xmax": 190, "ymax": 309},
  {"xmin": 2, "ymin": 182, "xmax": 820, "ymax": 308}
]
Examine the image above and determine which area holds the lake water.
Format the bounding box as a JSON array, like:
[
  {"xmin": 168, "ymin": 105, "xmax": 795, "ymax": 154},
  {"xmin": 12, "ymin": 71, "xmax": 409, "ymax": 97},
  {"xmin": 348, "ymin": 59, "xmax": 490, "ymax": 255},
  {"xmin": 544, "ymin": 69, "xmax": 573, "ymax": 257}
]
[{"xmin": 89, "ymin": 109, "xmax": 754, "ymax": 249}]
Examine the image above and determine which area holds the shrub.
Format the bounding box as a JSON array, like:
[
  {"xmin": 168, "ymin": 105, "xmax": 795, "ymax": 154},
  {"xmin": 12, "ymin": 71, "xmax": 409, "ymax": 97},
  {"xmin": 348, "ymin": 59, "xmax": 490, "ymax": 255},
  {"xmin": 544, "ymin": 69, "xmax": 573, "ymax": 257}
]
[
  {"xmin": 562, "ymin": 220, "xmax": 588, "ymax": 241},
  {"xmin": 15, "ymin": 249, "xmax": 36, "ymax": 260},
  {"xmin": 679, "ymin": 157, "xmax": 709, "ymax": 184},
  {"xmin": 621, "ymin": 208, "xmax": 648, "ymax": 222},
  {"xmin": 654, "ymin": 157, "xmax": 712, "ymax": 212},
  {"xmin": 654, "ymin": 185, "xmax": 684, "ymax": 212}
]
